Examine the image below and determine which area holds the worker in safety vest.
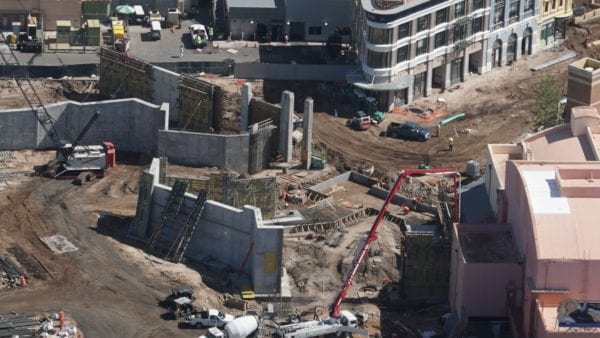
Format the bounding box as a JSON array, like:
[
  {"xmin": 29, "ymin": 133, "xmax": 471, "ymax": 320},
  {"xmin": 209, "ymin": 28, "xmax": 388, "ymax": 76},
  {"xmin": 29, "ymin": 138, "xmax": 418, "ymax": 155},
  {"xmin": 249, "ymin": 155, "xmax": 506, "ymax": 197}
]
[{"xmin": 448, "ymin": 137, "xmax": 454, "ymax": 152}]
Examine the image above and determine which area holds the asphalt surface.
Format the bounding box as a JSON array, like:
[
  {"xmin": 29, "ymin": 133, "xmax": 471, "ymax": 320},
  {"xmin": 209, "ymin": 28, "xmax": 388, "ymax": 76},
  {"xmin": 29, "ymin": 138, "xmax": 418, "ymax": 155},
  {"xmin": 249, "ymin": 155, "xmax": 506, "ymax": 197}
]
[{"xmin": 0, "ymin": 19, "xmax": 260, "ymax": 67}]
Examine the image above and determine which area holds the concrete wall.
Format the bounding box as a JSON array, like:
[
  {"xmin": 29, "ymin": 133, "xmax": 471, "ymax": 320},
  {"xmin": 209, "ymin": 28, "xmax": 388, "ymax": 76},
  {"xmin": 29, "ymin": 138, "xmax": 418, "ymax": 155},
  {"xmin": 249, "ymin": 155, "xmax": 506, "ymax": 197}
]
[
  {"xmin": 235, "ymin": 63, "xmax": 355, "ymax": 81},
  {"xmin": 153, "ymin": 66, "xmax": 181, "ymax": 124},
  {"xmin": 157, "ymin": 130, "xmax": 250, "ymax": 173},
  {"xmin": 134, "ymin": 158, "xmax": 283, "ymax": 294},
  {"xmin": 0, "ymin": 99, "xmax": 168, "ymax": 154}
]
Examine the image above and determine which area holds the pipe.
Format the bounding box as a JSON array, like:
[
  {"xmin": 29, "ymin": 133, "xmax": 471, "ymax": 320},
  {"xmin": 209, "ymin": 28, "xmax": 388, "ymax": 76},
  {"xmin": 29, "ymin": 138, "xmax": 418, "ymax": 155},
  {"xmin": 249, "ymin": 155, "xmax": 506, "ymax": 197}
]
[{"xmin": 440, "ymin": 112, "xmax": 466, "ymax": 126}]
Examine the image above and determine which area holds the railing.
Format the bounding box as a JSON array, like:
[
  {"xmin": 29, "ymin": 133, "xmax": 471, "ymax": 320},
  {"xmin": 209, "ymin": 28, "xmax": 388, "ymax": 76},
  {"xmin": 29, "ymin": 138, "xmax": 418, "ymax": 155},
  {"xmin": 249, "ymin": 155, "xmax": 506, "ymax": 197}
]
[{"xmin": 509, "ymin": 15, "xmax": 520, "ymax": 24}]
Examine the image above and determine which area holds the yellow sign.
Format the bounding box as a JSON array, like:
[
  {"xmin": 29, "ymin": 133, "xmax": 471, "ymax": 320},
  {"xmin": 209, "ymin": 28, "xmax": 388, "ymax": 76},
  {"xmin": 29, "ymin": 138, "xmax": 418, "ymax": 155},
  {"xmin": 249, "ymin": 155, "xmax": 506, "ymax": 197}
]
[{"xmin": 264, "ymin": 252, "xmax": 276, "ymax": 273}]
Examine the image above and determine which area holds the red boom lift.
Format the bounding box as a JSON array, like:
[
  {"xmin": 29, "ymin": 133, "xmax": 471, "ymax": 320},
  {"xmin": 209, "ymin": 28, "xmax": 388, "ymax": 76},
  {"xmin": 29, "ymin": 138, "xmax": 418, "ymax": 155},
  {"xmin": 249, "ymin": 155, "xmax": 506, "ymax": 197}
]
[{"xmin": 330, "ymin": 168, "xmax": 460, "ymax": 318}]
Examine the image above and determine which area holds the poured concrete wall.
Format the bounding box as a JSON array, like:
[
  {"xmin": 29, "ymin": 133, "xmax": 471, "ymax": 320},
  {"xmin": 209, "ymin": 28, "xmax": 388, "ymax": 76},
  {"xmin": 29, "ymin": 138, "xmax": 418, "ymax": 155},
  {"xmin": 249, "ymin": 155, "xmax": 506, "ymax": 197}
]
[
  {"xmin": 153, "ymin": 67, "xmax": 180, "ymax": 124},
  {"xmin": 0, "ymin": 99, "xmax": 168, "ymax": 154},
  {"xmin": 134, "ymin": 158, "xmax": 283, "ymax": 294},
  {"xmin": 157, "ymin": 130, "xmax": 250, "ymax": 173}
]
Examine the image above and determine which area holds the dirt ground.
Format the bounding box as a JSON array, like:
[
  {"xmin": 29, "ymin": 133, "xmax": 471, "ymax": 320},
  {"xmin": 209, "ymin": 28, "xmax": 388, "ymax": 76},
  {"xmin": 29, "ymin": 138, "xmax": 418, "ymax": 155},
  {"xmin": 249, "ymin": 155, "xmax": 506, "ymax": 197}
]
[
  {"xmin": 312, "ymin": 48, "xmax": 575, "ymax": 177},
  {"xmin": 0, "ymin": 153, "xmax": 226, "ymax": 337}
]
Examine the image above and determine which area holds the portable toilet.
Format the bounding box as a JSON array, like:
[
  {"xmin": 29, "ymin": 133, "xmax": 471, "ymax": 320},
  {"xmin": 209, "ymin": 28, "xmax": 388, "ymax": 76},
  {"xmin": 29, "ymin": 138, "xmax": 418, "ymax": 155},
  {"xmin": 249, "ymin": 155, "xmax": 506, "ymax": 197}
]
[
  {"xmin": 56, "ymin": 20, "xmax": 72, "ymax": 44},
  {"xmin": 86, "ymin": 19, "xmax": 100, "ymax": 46},
  {"xmin": 12, "ymin": 22, "xmax": 21, "ymax": 35}
]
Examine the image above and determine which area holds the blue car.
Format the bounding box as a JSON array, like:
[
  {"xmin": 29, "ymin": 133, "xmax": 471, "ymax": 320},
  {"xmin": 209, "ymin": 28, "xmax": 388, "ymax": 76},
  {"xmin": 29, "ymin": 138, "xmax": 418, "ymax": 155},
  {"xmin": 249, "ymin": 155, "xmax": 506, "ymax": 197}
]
[{"xmin": 386, "ymin": 122, "xmax": 431, "ymax": 141}]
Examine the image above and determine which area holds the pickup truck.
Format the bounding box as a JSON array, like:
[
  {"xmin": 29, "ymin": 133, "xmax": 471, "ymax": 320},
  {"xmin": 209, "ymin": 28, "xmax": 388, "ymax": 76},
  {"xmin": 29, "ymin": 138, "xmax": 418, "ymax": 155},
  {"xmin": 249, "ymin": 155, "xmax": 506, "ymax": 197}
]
[
  {"xmin": 187, "ymin": 308, "xmax": 234, "ymax": 329},
  {"xmin": 386, "ymin": 121, "xmax": 431, "ymax": 141}
]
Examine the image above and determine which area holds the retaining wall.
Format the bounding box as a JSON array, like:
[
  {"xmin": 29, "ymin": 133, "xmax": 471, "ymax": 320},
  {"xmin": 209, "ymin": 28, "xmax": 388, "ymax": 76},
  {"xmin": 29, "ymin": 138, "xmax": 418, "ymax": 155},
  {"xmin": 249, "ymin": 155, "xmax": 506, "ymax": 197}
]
[
  {"xmin": 157, "ymin": 130, "xmax": 250, "ymax": 173},
  {"xmin": 132, "ymin": 158, "xmax": 283, "ymax": 294},
  {"xmin": 0, "ymin": 99, "xmax": 168, "ymax": 153}
]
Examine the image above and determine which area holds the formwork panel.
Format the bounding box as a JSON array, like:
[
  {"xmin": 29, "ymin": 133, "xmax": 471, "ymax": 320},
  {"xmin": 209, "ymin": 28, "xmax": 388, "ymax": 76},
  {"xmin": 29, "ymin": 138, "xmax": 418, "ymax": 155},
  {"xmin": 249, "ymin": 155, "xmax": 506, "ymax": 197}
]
[
  {"xmin": 98, "ymin": 48, "xmax": 153, "ymax": 102},
  {"xmin": 178, "ymin": 76, "xmax": 216, "ymax": 132}
]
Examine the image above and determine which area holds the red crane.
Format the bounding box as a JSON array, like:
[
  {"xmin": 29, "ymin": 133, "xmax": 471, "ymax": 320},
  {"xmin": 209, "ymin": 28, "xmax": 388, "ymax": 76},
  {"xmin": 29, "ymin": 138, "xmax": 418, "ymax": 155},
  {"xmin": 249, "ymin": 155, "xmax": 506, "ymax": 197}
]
[{"xmin": 330, "ymin": 168, "xmax": 460, "ymax": 318}]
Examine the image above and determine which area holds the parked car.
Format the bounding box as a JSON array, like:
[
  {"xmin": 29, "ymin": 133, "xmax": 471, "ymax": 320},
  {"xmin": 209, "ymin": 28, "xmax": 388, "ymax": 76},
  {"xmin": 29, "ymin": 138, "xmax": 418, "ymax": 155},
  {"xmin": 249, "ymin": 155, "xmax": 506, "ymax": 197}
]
[
  {"xmin": 386, "ymin": 121, "xmax": 431, "ymax": 141},
  {"xmin": 186, "ymin": 308, "xmax": 234, "ymax": 329}
]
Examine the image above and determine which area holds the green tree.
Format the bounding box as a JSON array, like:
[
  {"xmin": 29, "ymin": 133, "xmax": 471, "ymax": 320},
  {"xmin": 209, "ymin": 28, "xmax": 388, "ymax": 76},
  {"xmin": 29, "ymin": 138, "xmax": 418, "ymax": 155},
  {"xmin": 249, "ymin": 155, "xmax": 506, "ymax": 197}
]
[{"xmin": 532, "ymin": 73, "xmax": 563, "ymax": 130}]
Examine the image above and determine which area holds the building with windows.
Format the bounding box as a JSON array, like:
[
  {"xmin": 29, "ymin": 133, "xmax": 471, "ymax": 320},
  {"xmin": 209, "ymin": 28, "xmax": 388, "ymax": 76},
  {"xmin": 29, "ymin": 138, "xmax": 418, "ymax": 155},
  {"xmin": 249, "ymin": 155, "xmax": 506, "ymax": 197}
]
[
  {"xmin": 486, "ymin": 0, "xmax": 537, "ymax": 70},
  {"xmin": 451, "ymin": 60, "xmax": 600, "ymax": 337},
  {"xmin": 536, "ymin": 0, "xmax": 572, "ymax": 49},
  {"xmin": 348, "ymin": 0, "xmax": 542, "ymax": 109}
]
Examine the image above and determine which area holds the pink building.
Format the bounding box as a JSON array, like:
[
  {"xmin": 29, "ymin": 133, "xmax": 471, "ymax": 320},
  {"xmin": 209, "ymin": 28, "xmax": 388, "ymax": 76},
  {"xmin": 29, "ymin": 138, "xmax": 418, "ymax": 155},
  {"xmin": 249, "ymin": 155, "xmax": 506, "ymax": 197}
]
[{"xmin": 452, "ymin": 105, "xmax": 600, "ymax": 337}]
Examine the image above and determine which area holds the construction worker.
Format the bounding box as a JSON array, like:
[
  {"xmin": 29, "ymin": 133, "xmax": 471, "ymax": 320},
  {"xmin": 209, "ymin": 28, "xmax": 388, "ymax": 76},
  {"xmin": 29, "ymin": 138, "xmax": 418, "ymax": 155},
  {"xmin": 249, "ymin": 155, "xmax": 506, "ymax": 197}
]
[
  {"xmin": 437, "ymin": 123, "xmax": 442, "ymax": 137},
  {"xmin": 179, "ymin": 44, "xmax": 184, "ymax": 58},
  {"xmin": 448, "ymin": 136, "xmax": 454, "ymax": 152},
  {"xmin": 208, "ymin": 26, "xmax": 214, "ymax": 41}
]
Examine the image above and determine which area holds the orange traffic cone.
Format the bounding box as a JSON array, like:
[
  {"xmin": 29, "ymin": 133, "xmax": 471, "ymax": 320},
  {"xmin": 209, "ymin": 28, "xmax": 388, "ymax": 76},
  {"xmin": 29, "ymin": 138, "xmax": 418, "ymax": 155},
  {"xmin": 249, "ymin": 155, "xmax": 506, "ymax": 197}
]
[
  {"xmin": 254, "ymin": 42, "xmax": 258, "ymax": 48},
  {"xmin": 245, "ymin": 42, "xmax": 248, "ymax": 48},
  {"xmin": 18, "ymin": 275, "xmax": 27, "ymax": 286}
]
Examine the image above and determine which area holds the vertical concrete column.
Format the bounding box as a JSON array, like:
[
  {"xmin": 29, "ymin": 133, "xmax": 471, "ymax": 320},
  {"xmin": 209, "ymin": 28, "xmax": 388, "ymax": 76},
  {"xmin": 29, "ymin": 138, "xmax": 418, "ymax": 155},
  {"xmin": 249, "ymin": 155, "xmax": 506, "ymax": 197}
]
[
  {"xmin": 279, "ymin": 90, "xmax": 294, "ymax": 162},
  {"xmin": 426, "ymin": 61, "xmax": 433, "ymax": 96},
  {"xmin": 301, "ymin": 97, "xmax": 313, "ymax": 170},
  {"xmin": 462, "ymin": 51, "xmax": 470, "ymax": 81},
  {"xmin": 444, "ymin": 61, "xmax": 452, "ymax": 88},
  {"xmin": 240, "ymin": 82, "xmax": 252, "ymax": 132}
]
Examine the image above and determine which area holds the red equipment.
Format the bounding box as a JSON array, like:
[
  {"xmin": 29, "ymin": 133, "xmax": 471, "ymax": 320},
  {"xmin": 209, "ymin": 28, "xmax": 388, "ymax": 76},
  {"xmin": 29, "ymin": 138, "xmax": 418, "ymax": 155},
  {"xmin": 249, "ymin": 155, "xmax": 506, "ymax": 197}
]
[{"xmin": 330, "ymin": 168, "xmax": 460, "ymax": 318}]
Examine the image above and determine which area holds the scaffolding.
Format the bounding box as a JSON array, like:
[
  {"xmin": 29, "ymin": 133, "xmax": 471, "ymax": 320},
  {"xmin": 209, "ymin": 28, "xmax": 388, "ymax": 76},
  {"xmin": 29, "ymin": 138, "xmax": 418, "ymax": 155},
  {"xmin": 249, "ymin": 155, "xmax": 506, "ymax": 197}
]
[
  {"xmin": 166, "ymin": 191, "xmax": 208, "ymax": 262},
  {"xmin": 178, "ymin": 75, "xmax": 216, "ymax": 132},
  {"xmin": 146, "ymin": 181, "xmax": 188, "ymax": 256}
]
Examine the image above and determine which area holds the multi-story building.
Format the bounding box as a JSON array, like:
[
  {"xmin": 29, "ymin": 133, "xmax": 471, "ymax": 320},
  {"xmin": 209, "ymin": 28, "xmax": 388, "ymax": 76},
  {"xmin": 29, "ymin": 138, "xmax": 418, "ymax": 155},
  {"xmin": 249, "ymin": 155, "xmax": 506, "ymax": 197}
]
[
  {"xmin": 348, "ymin": 0, "xmax": 539, "ymax": 109},
  {"xmin": 536, "ymin": 0, "xmax": 572, "ymax": 49},
  {"xmin": 486, "ymin": 0, "xmax": 537, "ymax": 69},
  {"xmin": 451, "ymin": 59, "xmax": 600, "ymax": 337}
]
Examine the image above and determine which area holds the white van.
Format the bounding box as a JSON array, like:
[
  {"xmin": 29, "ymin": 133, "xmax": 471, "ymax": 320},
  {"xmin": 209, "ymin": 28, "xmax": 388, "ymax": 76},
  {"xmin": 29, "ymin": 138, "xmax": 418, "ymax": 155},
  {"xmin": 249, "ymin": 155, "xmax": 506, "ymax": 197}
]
[{"xmin": 150, "ymin": 20, "xmax": 161, "ymax": 40}]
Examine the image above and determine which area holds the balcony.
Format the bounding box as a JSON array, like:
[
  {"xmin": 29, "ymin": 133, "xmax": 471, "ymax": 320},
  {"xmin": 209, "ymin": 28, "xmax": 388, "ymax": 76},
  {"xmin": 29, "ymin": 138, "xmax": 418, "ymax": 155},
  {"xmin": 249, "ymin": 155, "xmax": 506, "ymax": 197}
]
[
  {"xmin": 493, "ymin": 22, "xmax": 505, "ymax": 30},
  {"xmin": 509, "ymin": 15, "xmax": 520, "ymax": 24}
]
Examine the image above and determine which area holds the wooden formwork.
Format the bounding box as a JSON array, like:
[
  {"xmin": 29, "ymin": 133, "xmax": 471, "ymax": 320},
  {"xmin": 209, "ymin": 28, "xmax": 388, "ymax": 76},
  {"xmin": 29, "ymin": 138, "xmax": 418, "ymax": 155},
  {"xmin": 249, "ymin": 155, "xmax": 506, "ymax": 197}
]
[
  {"xmin": 97, "ymin": 47, "xmax": 153, "ymax": 101},
  {"xmin": 178, "ymin": 75, "xmax": 217, "ymax": 132}
]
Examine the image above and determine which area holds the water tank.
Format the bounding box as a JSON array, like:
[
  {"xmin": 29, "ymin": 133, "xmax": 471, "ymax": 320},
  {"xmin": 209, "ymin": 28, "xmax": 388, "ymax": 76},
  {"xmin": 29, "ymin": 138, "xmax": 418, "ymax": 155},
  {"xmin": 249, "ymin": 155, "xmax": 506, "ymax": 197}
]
[
  {"xmin": 464, "ymin": 160, "xmax": 480, "ymax": 178},
  {"xmin": 224, "ymin": 316, "xmax": 259, "ymax": 338}
]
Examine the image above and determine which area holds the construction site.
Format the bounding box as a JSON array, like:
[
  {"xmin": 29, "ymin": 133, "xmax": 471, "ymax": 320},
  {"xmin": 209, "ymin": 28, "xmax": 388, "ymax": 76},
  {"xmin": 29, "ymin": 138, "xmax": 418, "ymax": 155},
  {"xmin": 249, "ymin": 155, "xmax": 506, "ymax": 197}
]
[{"xmin": 1, "ymin": 10, "xmax": 600, "ymax": 337}]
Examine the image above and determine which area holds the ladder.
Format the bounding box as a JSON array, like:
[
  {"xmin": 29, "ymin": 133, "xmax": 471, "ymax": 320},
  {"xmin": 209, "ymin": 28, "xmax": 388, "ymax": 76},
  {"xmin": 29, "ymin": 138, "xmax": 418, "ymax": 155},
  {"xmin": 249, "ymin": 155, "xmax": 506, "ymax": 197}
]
[
  {"xmin": 146, "ymin": 181, "xmax": 188, "ymax": 256},
  {"xmin": 166, "ymin": 191, "xmax": 207, "ymax": 262}
]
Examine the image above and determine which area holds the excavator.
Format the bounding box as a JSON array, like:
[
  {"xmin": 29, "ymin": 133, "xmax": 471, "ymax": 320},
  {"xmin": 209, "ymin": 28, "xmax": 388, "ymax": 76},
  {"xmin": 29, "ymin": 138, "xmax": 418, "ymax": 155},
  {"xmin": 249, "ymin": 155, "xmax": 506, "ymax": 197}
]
[{"xmin": 43, "ymin": 110, "xmax": 116, "ymax": 179}]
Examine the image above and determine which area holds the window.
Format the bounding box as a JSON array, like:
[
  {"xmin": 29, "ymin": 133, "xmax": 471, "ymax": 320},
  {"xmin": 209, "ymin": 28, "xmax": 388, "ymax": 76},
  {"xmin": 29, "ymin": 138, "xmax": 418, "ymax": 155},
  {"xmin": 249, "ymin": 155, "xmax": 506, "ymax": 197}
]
[
  {"xmin": 436, "ymin": 8, "xmax": 448, "ymax": 25},
  {"xmin": 366, "ymin": 50, "xmax": 390, "ymax": 68},
  {"xmin": 308, "ymin": 26, "xmax": 322, "ymax": 35},
  {"xmin": 524, "ymin": 0, "xmax": 534, "ymax": 10},
  {"xmin": 453, "ymin": 24, "xmax": 466, "ymax": 41},
  {"xmin": 398, "ymin": 22, "xmax": 411, "ymax": 39},
  {"xmin": 495, "ymin": 4, "xmax": 505, "ymax": 26},
  {"xmin": 368, "ymin": 26, "xmax": 392, "ymax": 44},
  {"xmin": 472, "ymin": 0, "xmax": 484, "ymax": 11},
  {"xmin": 509, "ymin": 1, "xmax": 520, "ymax": 22},
  {"xmin": 471, "ymin": 16, "xmax": 483, "ymax": 33},
  {"xmin": 434, "ymin": 31, "xmax": 446, "ymax": 48},
  {"xmin": 559, "ymin": 0, "xmax": 563, "ymax": 6},
  {"xmin": 397, "ymin": 45, "xmax": 410, "ymax": 62},
  {"xmin": 544, "ymin": 1, "xmax": 549, "ymax": 12},
  {"xmin": 417, "ymin": 15, "xmax": 430, "ymax": 32},
  {"xmin": 552, "ymin": 0, "xmax": 556, "ymax": 9},
  {"xmin": 416, "ymin": 38, "xmax": 428, "ymax": 55},
  {"xmin": 455, "ymin": 1, "xmax": 466, "ymax": 17}
]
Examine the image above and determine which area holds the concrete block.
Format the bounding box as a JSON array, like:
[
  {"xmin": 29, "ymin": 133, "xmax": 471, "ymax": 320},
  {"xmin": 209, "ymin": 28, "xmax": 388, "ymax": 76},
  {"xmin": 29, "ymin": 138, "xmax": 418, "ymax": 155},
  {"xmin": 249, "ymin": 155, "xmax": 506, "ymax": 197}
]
[
  {"xmin": 302, "ymin": 97, "xmax": 313, "ymax": 170},
  {"xmin": 241, "ymin": 83, "xmax": 252, "ymax": 132},
  {"xmin": 279, "ymin": 91, "xmax": 294, "ymax": 162}
]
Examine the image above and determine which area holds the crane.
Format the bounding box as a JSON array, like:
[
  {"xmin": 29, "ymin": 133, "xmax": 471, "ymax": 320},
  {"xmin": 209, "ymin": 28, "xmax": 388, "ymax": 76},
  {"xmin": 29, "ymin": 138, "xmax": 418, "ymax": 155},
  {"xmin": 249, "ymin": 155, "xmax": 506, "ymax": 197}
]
[
  {"xmin": 49, "ymin": 110, "xmax": 116, "ymax": 179},
  {"xmin": 330, "ymin": 168, "xmax": 460, "ymax": 318}
]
